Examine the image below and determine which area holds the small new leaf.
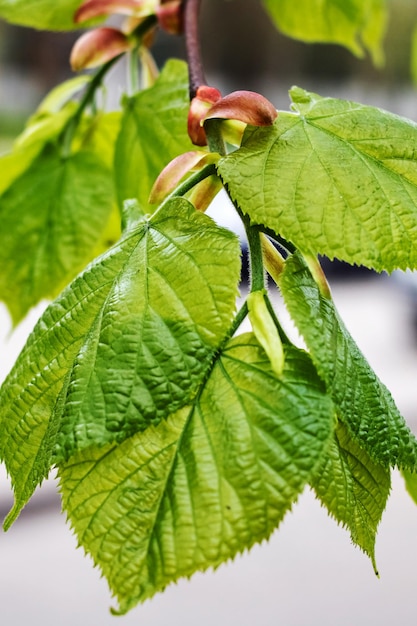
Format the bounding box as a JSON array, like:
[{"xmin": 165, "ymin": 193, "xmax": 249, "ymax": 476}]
[
  {"xmin": 247, "ymin": 290, "xmax": 284, "ymax": 376},
  {"xmin": 59, "ymin": 334, "xmax": 334, "ymax": 613}
]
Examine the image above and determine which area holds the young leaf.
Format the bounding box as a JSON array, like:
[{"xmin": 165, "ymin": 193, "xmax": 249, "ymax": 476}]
[
  {"xmin": 262, "ymin": 0, "xmax": 387, "ymax": 66},
  {"xmin": 0, "ymin": 197, "xmax": 241, "ymax": 524},
  {"xmin": 218, "ymin": 88, "xmax": 417, "ymax": 272},
  {"xmin": 114, "ymin": 59, "xmax": 195, "ymax": 210},
  {"xmin": 311, "ymin": 420, "xmax": 391, "ymax": 572},
  {"xmin": 59, "ymin": 334, "xmax": 335, "ymax": 614},
  {"xmin": 278, "ymin": 252, "xmax": 417, "ymax": 469},
  {"xmin": 0, "ymin": 143, "xmax": 115, "ymax": 323}
]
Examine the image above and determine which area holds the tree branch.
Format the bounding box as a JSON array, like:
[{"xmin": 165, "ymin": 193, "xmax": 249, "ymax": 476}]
[{"xmin": 183, "ymin": 0, "xmax": 206, "ymax": 98}]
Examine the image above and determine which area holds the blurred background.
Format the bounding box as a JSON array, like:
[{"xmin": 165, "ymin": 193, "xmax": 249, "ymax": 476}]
[{"xmin": 2, "ymin": 0, "xmax": 417, "ymax": 624}]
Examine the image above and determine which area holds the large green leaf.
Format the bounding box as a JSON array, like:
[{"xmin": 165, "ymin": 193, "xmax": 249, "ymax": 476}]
[
  {"xmin": 262, "ymin": 0, "xmax": 387, "ymax": 65},
  {"xmin": 0, "ymin": 198, "xmax": 240, "ymax": 527},
  {"xmin": 311, "ymin": 420, "xmax": 391, "ymax": 571},
  {"xmin": 278, "ymin": 252, "xmax": 417, "ymax": 469},
  {"xmin": 0, "ymin": 0, "xmax": 87, "ymax": 30},
  {"xmin": 59, "ymin": 334, "xmax": 334, "ymax": 614},
  {"xmin": 218, "ymin": 87, "xmax": 417, "ymax": 272},
  {"xmin": 114, "ymin": 60, "xmax": 195, "ymax": 211},
  {"xmin": 0, "ymin": 142, "xmax": 115, "ymax": 323}
]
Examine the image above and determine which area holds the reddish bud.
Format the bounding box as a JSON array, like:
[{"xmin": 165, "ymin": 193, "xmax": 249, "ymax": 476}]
[
  {"xmin": 187, "ymin": 86, "xmax": 277, "ymax": 147},
  {"xmin": 203, "ymin": 90, "xmax": 277, "ymax": 126},
  {"xmin": 70, "ymin": 28, "xmax": 131, "ymax": 71},
  {"xmin": 156, "ymin": 0, "xmax": 183, "ymax": 34},
  {"xmin": 74, "ymin": 0, "xmax": 155, "ymax": 22},
  {"xmin": 187, "ymin": 86, "xmax": 222, "ymax": 146}
]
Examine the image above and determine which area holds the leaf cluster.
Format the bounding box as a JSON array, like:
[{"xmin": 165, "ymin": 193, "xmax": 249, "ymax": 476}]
[{"xmin": 1, "ymin": 0, "xmax": 417, "ymax": 616}]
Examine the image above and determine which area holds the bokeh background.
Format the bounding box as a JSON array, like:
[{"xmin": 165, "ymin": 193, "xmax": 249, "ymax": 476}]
[{"xmin": 2, "ymin": 1, "xmax": 417, "ymax": 624}]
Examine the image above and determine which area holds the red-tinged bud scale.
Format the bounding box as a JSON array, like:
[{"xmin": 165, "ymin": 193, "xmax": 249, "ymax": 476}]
[
  {"xmin": 187, "ymin": 86, "xmax": 277, "ymax": 146},
  {"xmin": 70, "ymin": 27, "xmax": 132, "ymax": 71},
  {"xmin": 188, "ymin": 86, "xmax": 222, "ymax": 146},
  {"xmin": 156, "ymin": 0, "xmax": 183, "ymax": 34},
  {"xmin": 203, "ymin": 90, "xmax": 277, "ymax": 126}
]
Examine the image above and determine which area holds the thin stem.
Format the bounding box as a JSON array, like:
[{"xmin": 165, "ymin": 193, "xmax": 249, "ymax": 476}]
[
  {"xmin": 264, "ymin": 293, "xmax": 290, "ymax": 345},
  {"xmin": 244, "ymin": 220, "xmax": 265, "ymax": 292},
  {"xmin": 60, "ymin": 58, "xmax": 117, "ymax": 156},
  {"xmin": 183, "ymin": 0, "xmax": 206, "ymax": 98},
  {"xmin": 259, "ymin": 225, "xmax": 296, "ymax": 255},
  {"xmin": 128, "ymin": 47, "xmax": 140, "ymax": 95},
  {"xmin": 60, "ymin": 15, "xmax": 157, "ymax": 157}
]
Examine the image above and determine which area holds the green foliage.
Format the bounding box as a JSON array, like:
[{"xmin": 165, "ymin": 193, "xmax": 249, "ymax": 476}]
[
  {"xmin": 0, "ymin": 0, "xmax": 88, "ymax": 30},
  {"xmin": 262, "ymin": 0, "xmax": 387, "ymax": 65},
  {"xmin": 219, "ymin": 87, "xmax": 417, "ymax": 272},
  {"xmin": 59, "ymin": 335, "xmax": 334, "ymax": 613},
  {"xmin": 279, "ymin": 252, "xmax": 417, "ymax": 469},
  {"xmin": 0, "ymin": 143, "xmax": 115, "ymax": 324},
  {"xmin": 311, "ymin": 420, "xmax": 391, "ymax": 572},
  {"xmin": 0, "ymin": 0, "xmax": 417, "ymax": 616},
  {"xmin": 115, "ymin": 60, "xmax": 195, "ymax": 211}
]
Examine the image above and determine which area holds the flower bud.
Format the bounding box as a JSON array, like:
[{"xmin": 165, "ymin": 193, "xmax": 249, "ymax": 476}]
[{"xmin": 70, "ymin": 28, "xmax": 131, "ymax": 71}]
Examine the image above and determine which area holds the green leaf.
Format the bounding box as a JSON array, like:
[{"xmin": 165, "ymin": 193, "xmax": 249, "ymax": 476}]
[
  {"xmin": 0, "ymin": 0, "xmax": 90, "ymax": 30},
  {"xmin": 0, "ymin": 102, "xmax": 77, "ymax": 196},
  {"xmin": 218, "ymin": 88, "xmax": 417, "ymax": 272},
  {"xmin": 0, "ymin": 142, "xmax": 115, "ymax": 323},
  {"xmin": 401, "ymin": 468, "xmax": 417, "ymax": 505},
  {"xmin": 59, "ymin": 334, "xmax": 334, "ymax": 613},
  {"xmin": 114, "ymin": 59, "xmax": 195, "ymax": 211},
  {"xmin": 0, "ymin": 197, "xmax": 241, "ymax": 524},
  {"xmin": 311, "ymin": 420, "xmax": 391, "ymax": 572},
  {"xmin": 262, "ymin": 0, "xmax": 387, "ymax": 65},
  {"xmin": 278, "ymin": 252, "xmax": 417, "ymax": 469}
]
